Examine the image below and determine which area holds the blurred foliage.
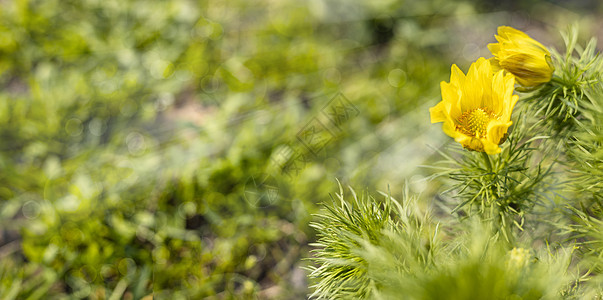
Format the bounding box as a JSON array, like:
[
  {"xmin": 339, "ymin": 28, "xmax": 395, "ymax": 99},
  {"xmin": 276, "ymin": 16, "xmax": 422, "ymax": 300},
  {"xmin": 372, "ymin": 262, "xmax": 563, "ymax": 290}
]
[{"xmin": 0, "ymin": 0, "xmax": 601, "ymax": 298}]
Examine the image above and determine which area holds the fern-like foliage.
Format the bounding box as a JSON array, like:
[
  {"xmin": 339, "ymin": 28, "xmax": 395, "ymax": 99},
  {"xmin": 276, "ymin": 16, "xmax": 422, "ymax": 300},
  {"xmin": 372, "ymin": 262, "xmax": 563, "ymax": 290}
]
[
  {"xmin": 308, "ymin": 186, "xmax": 390, "ymax": 299},
  {"xmin": 308, "ymin": 184, "xmax": 437, "ymax": 299},
  {"xmin": 526, "ymin": 25, "xmax": 603, "ymax": 137},
  {"xmin": 565, "ymin": 81, "xmax": 603, "ymax": 209},
  {"xmin": 557, "ymin": 66, "xmax": 603, "ymax": 297},
  {"xmin": 309, "ymin": 185, "xmax": 574, "ymax": 299}
]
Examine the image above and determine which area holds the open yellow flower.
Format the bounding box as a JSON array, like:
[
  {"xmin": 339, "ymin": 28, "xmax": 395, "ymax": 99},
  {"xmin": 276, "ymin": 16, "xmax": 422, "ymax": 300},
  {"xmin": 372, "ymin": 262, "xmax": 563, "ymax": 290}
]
[
  {"xmin": 488, "ymin": 26, "xmax": 554, "ymax": 88},
  {"xmin": 430, "ymin": 57, "xmax": 518, "ymax": 154}
]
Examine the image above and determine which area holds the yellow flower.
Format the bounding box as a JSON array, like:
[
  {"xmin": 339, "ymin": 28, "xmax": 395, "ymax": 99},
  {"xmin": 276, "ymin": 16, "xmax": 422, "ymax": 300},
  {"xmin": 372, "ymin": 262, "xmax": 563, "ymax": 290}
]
[
  {"xmin": 488, "ymin": 26, "xmax": 554, "ymax": 88},
  {"xmin": 430, "ymin": 57, "xmax": 519, "ymax": 154}
]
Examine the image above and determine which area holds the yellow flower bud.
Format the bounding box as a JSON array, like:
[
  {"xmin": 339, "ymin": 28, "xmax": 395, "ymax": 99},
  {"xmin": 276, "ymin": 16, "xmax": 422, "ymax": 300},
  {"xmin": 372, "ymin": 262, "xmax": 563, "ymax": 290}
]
[
  {"xmin": 488, "ymin": 26, "xmax": 554, "ymax": 89},
  {"xmin": 507, "ymin": 247, "xmax": 531, "ymax": 269}
]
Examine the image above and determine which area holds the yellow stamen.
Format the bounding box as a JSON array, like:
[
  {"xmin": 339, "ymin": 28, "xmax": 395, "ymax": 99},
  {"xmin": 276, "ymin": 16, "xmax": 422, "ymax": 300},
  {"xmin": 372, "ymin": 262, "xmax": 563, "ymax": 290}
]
[{"xmin": 456, "ymin": 108, "xmax": 498, "ymax": 138}]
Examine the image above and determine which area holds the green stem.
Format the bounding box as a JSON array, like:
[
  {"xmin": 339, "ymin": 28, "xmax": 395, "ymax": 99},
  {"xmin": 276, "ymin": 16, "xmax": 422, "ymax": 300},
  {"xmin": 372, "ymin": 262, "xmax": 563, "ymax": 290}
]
[
  {"xmin": 481, "ymin": 152, "xmax": 493, "ymax": 173},
  {"xmin": 481, "ymin": 152, "xmax": 513, "ymax": 244},
  {"xmin": 481, "ymin": 152, "xmax": 498, "ymax": 199}
]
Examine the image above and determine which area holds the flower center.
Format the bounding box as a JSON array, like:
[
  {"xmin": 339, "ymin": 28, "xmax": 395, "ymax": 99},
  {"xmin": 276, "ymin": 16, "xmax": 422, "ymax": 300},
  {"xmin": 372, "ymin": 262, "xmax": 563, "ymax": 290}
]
[{"xmin": 456, "ymin": 108, "xmax": 497, "ymax": 138}]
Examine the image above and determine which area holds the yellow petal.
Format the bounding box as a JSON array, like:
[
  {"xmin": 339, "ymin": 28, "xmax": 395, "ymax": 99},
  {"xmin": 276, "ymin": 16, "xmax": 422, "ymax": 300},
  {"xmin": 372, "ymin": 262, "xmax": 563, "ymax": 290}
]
[
  {"xmin": 441, "ymin": 120, "xmax": 458, "ymax": 139},
  {"xmin": 489, "ymin": 70, "xmax": 506, "ymax": 115},
  {"xmin": 460, "ymin": 60, "xmax": 484, "ymax": 112},
  {"xmin": 487, "ymin": 120, "xmax": 513, "ymax": 145},
  {"xmin": 454, "ymin": 134, "xmax": 484, "ymax": 152},
  {"xmin": 498, "ymin": 26, "xmax": 529, "ymax": 40},
  {"xmin": 487, "ymin": 43, "xmax": 500, "ymax": 56},
  {"xmin": 482, "ymin": 139, "xmax": 502, "ymax": 155},
  {"xmin": 450, "ymin": 64, "xmax": 466, "ymax": 85},
  {"xmin": 440, "ymin": 81, "xmax": 462, "ymax": 119},
  {"xmin": 501, "ymin": 94, "xmax": 518, "ymax": 121},
  {"xmin": 429, "ymin": 101, "xmax": 449, "ymax": 123}
]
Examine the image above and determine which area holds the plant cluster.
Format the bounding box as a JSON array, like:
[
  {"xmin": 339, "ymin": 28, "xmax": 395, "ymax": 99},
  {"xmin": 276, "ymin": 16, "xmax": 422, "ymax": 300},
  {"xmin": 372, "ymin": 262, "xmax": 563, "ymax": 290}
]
[{"xmin": 310, "ymin": 25, "xmax": 603, "ymax": 299}]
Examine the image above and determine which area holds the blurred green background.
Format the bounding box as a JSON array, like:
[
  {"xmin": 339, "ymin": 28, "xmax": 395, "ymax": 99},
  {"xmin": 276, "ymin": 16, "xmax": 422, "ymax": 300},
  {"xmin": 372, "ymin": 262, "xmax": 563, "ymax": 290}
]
[{"xmin": 0, "ymin": 0, "xmax": 601, "ymax": 298}]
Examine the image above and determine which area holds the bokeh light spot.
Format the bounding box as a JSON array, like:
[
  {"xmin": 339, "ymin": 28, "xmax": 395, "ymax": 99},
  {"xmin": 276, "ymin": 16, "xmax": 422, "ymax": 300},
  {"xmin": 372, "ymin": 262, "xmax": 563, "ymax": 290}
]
[
  {"xmin": 22, "ymin": 200, "xmax": 41, "ymax": 219},
  {"xmin": 118, "ymin": 258, "xmax": 137, "ymax": 276},
  {"xmin": 65, "ymin": 118, "xmax": 83, "ymax": 136},
  {"xmin": 388, "ymin": 69, "xmax": 407, "ymax": 87},
  {"xmin": 88, "ymin": 118, "xmax": 106, "ymax": 137},
  {"xmin": 126, "ymin": 132, "xmax": 146, "ymax": 155}
]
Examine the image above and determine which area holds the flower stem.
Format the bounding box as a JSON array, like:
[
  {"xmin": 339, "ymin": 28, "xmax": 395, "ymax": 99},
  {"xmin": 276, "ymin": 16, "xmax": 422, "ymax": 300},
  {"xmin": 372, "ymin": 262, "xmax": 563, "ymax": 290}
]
[
  {"xmin": 480, "ymin": 152, "xmax": 513, "ymax": 243},
  {"xmin": 481, "ymin": 152, "xmax": 493, "ymax": 173},
  {"xmin": 481, "ymin": 152, "xmax": 498, "ymax": 199}
]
